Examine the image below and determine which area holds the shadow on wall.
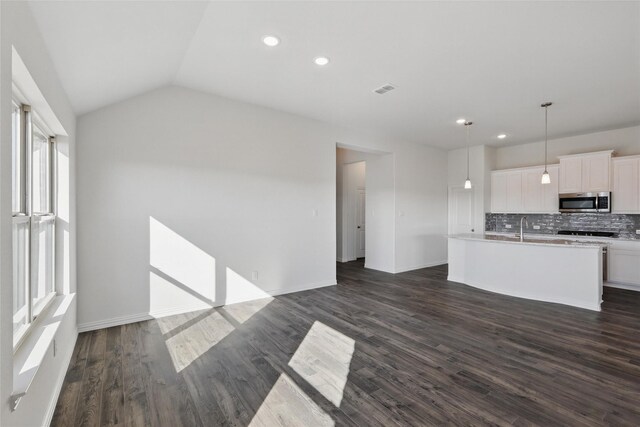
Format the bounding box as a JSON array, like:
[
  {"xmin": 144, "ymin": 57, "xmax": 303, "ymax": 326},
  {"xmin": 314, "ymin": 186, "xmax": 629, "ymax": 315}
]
[{"xmin": 148, "ymin": 216, "xmax": 272, "ymax": 317}]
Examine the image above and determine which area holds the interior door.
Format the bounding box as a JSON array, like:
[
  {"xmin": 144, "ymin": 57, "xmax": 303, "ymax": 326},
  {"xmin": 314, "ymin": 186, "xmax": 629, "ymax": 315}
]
[
  {"xmin": 356, "ymin": 188, "xmax": 366, "ymax": 258},
  {"xmin": 449, "ymin": 187, "xmax": 475, "ymax": 234}
]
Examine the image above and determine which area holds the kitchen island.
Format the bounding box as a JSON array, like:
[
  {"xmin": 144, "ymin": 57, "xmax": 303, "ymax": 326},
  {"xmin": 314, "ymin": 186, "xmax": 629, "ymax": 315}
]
[{"xmin": 448, "ymin": 234, "xmax": 606, "ymax": 311}]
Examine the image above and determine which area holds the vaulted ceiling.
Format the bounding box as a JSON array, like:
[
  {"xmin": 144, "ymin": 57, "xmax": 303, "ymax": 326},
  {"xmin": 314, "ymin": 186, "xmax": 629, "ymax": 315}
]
[{"xmin": 28, "ymin": 1, "xmax": 640, "ymax": 149}]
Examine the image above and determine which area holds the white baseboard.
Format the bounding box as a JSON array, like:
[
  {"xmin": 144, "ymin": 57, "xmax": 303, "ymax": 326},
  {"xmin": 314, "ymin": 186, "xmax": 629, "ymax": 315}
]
[
  {"xmin": 78, "ymin": 312, "xmax": 153, "ymax": 333},
  {"xmin": 605, "ymin": 282, "xmax": 640, "ymax": 292},
  {"xmin": 394, "ymin": 260, "xmax": 448, "ymax": 274},
  {"xmin": 223, "ymin": 280, "xmax": 337, "ymax": 306},
  {"xmin": 150, "ymin": 303, "xmax": 215, "ymax": 319},
  {"xmin": 77, "ymin": 280, "xmax": 337, "ymax": 333},
  {"xmin": 43, "ymin": 330, "xmax": 78, "ymax": 427},
  {"xmin": 336, "ymin": 257, "xmax": 355, "ymax": 263},
  {"xmin": 363, "ymin": 263, "xmax": 395, "ymax": 273}
]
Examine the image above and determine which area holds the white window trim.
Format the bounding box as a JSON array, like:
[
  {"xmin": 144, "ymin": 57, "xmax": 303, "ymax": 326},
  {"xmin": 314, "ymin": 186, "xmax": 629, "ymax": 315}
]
[{"xmin": 11, "ymin": 94, "xmax": 58, "ymax": 353}]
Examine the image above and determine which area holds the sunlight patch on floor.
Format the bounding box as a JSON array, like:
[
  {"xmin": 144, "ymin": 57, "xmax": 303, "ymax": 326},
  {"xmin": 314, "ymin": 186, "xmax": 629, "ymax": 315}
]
[
  {"xmin": 248, "ymin": 373, "xmax": 334, "ymax": 427},
  {"xmin": 158, "ymin": 310, "xmax": 235, "ymax": 372},
  {"xmin": 288, "ymin": 321, "xmax": 355, "ymax": 407},
  {"xmin": 221, "ymin": 297, "xmax": 273, "ymax": 324}
]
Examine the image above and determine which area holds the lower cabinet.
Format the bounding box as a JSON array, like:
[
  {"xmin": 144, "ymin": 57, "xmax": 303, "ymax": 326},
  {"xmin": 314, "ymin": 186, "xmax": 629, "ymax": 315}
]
[{"xmin": 608, "ymin": 241, "xmax": 640, "ymax": 286}]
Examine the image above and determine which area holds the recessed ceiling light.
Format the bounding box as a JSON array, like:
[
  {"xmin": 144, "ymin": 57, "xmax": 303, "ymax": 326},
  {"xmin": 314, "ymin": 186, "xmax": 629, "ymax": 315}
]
[
  {"xmin": 314, "ymin": 56, "xmax": 330, "ymax": 66},
  {"xmin": 497, "ymin": 134, "xmax": 507, "ymax": 139},
  {"xmin": 456, "ymin": 118, "xmax": 466, "ymax": 125},
  {"xmin": 262, "ymin": 35, "xmax": 280, "ymax": 47}
]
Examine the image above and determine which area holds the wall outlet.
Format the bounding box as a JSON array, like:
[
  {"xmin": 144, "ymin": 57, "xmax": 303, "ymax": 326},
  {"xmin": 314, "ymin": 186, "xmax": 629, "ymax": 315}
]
[
  {"xmin": 636, "ymin": 230, "xmax": 640, "ymax": 235},
  {"xmin": 312, "ymin": 209, "xmax": 318, "ymax": 217},
  {"xmin": 533, "ymin": 225, "xmax": 541, "ymax": 230},
  {"xmin": 251, "ymin": 271, "xmax": 258, "ymax": 281},
  {"xmin": 505, "ymin": 224, "xmax": 512, "ymax": 229}
]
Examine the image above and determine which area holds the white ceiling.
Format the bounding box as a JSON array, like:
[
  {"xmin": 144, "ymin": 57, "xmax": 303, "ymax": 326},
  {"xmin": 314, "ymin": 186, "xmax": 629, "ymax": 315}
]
[{"xmin": 29, "ymin": 1, "xmax": 640, "ymax": 149}]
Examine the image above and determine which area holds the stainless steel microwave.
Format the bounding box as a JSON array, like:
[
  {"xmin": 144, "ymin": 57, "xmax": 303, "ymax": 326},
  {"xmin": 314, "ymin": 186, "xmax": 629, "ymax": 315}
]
[{"xmin": 559, "ymin": 192, "xmax": 611, "ymax": 213}]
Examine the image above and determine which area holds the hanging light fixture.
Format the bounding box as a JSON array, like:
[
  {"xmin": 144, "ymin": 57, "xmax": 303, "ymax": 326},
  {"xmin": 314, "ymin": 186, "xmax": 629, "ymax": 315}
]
[
  {"xmin": 464, "ymin": 121, "xmax": 473, "ymax": 189},
  {"xmin": 541, "ymin": 102, "xmax": 553, "ymax": 184}
]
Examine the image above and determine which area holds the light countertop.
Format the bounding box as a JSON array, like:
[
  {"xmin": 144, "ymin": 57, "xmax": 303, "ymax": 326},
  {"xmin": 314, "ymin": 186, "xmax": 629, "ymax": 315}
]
[{"xmin": 449, "ymin": 233, "xmax": 608, "ymax": 249}]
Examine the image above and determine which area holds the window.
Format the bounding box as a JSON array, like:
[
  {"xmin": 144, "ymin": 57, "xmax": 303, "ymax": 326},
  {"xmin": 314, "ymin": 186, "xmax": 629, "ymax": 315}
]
[{"xmin": 12, "ymin": 103, "xmax": 56, "ymax": 348}]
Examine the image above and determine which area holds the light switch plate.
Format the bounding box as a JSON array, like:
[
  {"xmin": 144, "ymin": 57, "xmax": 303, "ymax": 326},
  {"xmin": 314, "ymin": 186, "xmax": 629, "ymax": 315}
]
[
  {"xmin": 251, "ymin": 271, "xmax": 258, "ymax": 281},
  {"xmin": 636, "ymin": 229, "xmax": 640, "ymax": 235},
  {"xmin": 533, "ymin": 225, "xmax": 541, "ymax": 230},
  {"xmin": 505, "ymin": 224, "xmax": 512, "ymax": 229}
]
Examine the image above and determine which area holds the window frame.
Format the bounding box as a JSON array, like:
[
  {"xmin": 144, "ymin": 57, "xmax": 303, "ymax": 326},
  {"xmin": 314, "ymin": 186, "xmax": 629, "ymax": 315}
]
[{"xmin": 12, "ymin": 98, "xmax": 57, "ymax": 351}]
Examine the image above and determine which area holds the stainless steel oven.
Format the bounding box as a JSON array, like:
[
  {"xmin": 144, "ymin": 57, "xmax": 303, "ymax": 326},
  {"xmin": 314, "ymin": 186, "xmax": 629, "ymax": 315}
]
[{"xmin": 559, "ymin": 192, "xmax": 611, "ymax": 213}]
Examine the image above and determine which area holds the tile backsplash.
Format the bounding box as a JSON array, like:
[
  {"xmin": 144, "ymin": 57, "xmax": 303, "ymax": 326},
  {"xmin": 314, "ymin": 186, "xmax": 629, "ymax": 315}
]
[{"xmin": 485, "ymin": 213, "xmax": 640, "ymax": 240}]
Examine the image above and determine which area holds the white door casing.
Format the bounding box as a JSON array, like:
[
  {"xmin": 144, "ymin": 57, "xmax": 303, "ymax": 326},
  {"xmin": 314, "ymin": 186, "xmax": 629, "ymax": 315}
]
[{"xmin": 356, "ymin": 188, "xmax": 366, "ymax": 258}]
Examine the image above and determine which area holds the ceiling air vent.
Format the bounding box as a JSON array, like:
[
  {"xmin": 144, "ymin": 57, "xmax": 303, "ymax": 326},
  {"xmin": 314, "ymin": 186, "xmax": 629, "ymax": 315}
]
[{"xmin": 373, "ymin": 84, "xmax": 396, "ymax": 95}]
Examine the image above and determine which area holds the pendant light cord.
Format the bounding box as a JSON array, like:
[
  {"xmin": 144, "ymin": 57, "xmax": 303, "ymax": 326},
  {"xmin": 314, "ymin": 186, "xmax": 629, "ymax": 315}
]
[
  {"xmin": 541, "ymin": 102, "xmax": 552, "ymax": 172},
  {"xmin": 544, "ymin": 105, "xmax": 548, "ymax": 171},
  {"xmin": 466, "ymin": 123, "xmax": 470, "ymax": 180}
]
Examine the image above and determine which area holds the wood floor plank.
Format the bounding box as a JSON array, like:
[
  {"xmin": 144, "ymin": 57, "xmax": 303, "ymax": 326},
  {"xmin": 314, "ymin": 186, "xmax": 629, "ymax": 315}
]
[
  {"xmin": 50, "ymin": 332, "xmax": 92, "ymax": 426},
  {"xmin": 122, "ymin": 322, "xmax": 152, "ymax": 427},
  {"xmin": 75, "ymin": 329, "xmax": 108, "ymax": 427},
  {"xmin": 53, "ymin": 260, "xmax": 640, "ymax": 426},
  {"xmin": 100, "ymin": 327, "xmax": 124, "ymax": 426}
]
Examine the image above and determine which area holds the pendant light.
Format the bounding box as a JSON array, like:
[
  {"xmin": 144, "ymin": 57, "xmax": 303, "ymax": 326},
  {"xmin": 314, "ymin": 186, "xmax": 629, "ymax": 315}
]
[
  {"xmin": 541, "ymin": 102, "xmax": 553, "ymax": 184},
  {"xmin": 464, "ymin": 121, "xmax": 473, "ymax": 189}
]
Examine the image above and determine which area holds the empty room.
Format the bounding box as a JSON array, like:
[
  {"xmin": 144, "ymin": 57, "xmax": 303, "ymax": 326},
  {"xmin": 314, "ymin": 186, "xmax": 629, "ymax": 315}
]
[{"xmin": 1, "ymin": 1, "xmax": 640, "ymax": 426}]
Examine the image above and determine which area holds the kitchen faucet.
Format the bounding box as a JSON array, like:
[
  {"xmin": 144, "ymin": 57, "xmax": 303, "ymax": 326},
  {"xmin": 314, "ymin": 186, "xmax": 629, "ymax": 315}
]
[{"xmin": 519, "ymin": 216, "xmax": 528, "ymax": 242}]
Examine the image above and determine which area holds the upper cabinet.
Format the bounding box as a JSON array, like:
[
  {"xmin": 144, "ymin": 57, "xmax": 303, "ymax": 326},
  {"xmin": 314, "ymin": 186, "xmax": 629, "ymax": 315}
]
[
  {"xmin": 491, "ymin": 170, "xmax": 522, "ymax": 213},
  {"xmin": 558, "ymin": 157, "xmax": 582, "ymax": 193},
  {"xmin": 491, "ymin": 165, "xmax": 559, "ymax": 213},
  {"xmin": 558, "ymin": 151, "xmax": 613, "ymax": 193},
  {"xmin": 612, "ymin": 156, "xmax": 640, "ymax": 213}
]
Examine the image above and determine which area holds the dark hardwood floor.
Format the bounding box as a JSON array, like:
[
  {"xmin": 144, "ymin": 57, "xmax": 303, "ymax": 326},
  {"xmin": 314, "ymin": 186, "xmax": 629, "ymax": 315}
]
[{"xmin": 52, "ymin": 260, "xmax": 640, "ymax": 426}]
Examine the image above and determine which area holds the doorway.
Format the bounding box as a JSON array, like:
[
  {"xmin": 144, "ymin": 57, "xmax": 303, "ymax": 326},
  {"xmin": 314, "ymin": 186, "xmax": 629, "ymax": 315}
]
[
  {"xmin": 337, "ymin": 147, "xmax": 370, "ymax": 264},
  {"xmin": 340, "ymin": 161, "xmax": 366, "ymax": 262}
]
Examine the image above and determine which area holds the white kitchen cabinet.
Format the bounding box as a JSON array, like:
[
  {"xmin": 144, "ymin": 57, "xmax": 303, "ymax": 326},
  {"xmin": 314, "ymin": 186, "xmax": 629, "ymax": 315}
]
[
  {"xmin": 559, "ymin": 157, "xmax": 582, "ymax": 193},
  {"xmin": 523, "ymin": 168, "xmax": 543, "ymax": 212},
  {"xmin": 505, "ymin": 171, "xmax": 522, "ymax": 213},
  {"xmin": 491, "ymin": 172, "xmax": 508, "ymax": 213},
  {"xmin": 612, "ymin": 156, "xmax": 640, "ymax": 213},
  {"xmin": 491, "ymin": 170, "xmax": 523, "ymax": 213},
  {"xmin": 608, "ymin": 241, "xmax": 640, "ymax": 286},
  {"xmin": 492, "ymin": 165, "xmax": 558, "ymax": 213},
  {"xmin": 582, "ymin": 153, "xmax": 611, "ymax": 192},
  {"xmin": 542, "ymin": 165, "xmax": 560, "ymax": 212},
  {"xmin": 559, "ymin": 151, "xmax": 613, "ymax": 193}
]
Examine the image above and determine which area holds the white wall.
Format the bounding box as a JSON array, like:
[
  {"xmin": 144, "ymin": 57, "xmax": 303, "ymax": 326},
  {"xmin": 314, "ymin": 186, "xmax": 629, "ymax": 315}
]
[
  {"xmin": 365, "ymin": 153, "xmax": 396, "ymax": 272},
  {"xmin": 1, "ymin": 2, "xmax": 77, "ymax": 426},
  {"xmin": 77, "ymin": 85, "xmax": 339, "ymax": 328},
  {"xmin": 337, "ymin": 144, "xmax": 448, "ymax": 274},
  {"xmin": 495, "ymin": 125, "xmax": 640, "ymax": 169},
  {"xmin": 78, "ymin": 86, "xmax": 450, "ymax": 330},
  {"xmin": 395, "ymin": 144, "xmax": 448, "ymax": 272}
]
